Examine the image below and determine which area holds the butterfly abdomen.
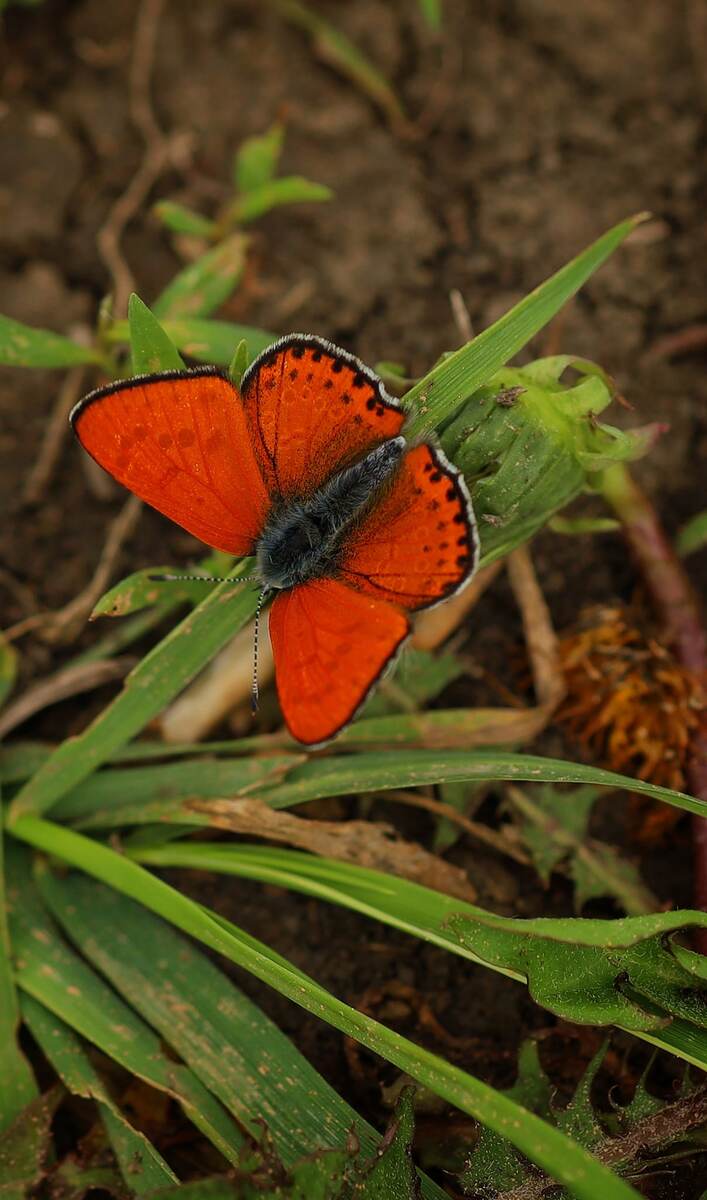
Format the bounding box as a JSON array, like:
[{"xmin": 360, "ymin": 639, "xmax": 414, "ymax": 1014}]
[{"xmin": 256, "ymin": 436, "xmax": 406, "ymax": 591}]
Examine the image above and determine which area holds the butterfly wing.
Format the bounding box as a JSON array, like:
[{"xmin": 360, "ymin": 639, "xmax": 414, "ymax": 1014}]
[
  {"xmin": 269, "ymin": 578, "xmax": 410, "ymax": 746},
  {"xmin": 340, "ymin": 444, "xmax": 478, "ymax": 609},
  {"xmin": 71, "ymin": 368, "xmax": 270, "ymax": 555},
  {"xmin": 241, "ymin": 334, "xmax": 405, "ymax": 500}
]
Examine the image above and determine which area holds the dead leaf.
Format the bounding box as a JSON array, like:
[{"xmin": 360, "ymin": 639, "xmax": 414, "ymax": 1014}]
[{"xmin": 187, "ymin": 795, "xmax": 477, "ymax": 901}]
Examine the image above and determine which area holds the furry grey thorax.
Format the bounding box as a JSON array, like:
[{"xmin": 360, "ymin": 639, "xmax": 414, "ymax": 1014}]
[{"xmin": 256, "ymin": 436, "xmax": 406, "ymax": 591}]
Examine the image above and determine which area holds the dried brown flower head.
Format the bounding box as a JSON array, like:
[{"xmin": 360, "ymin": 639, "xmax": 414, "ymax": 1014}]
[{"xmin": 557, "ymin": 604, "xmax": 704, "ymax": 803}]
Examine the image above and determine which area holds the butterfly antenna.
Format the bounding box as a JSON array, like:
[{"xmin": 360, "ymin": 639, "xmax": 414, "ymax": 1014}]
[
  {"xmin": 251, "ymin": 587, "xmax": 268, "ymax": 714},
  {"xmin": 148, "ymin": 573, "xmax": 259, "ymax": 585}
]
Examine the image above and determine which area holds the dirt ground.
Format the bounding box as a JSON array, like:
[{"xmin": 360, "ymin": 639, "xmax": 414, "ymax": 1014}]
[{"xmin": 1, "ymin": 0, "xmax": 706, "ymax": 1194}]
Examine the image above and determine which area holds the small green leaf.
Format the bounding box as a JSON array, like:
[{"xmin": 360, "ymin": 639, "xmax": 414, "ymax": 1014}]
[
  {"xmin": 0, "ymin": 314, "xmax": 100, "ymax": 368},
  {"xmin": 107, "ymin": 317, "xmax": 276, "ymax": 367},
  {"xmin": 677, "ymin": 509, "xmax": 707, "ymax": 557},
  {"xmin": 227, "ymin": 177, "xmax": 333, "ymax": 225},
  {"xmin": 446, "ymin": 906, "xmax": 707, "ymax": 1031},
  {"xmin": 462, "ymin": 1041, "xmax": 553, "ymax": 1195},
  {"xmin": 22, "ymin": 995, "xmax": 177, "ymax": 1194},
  {"xmin": 356, "ymin": 1087, "xmax": 421, "ymax": 1198},
  {"xmin": 417, "ymin": 0, "xmax": 442, "ymax": 29},
  {"xmin": 128, "ymin": 294, "xmax": 185, "ymax": 374},
  {"xmin": 233, "ymin": 122, "xmax": 285, "ymax": 193},
  {"xmin": 228, "ymin": 338, "xmax": 249, "ymax": 387},
  {"xmin": 152, "ymin": 233, "xmax": 249, "ymax": 320},
  {"xmin": 153, "ymin": 200, "xmax": 216, "ymax": 238},
  {"xmin": 554, "ymin": 1041, "xmax": 607, "ymax": 1148},
  {"xmin": 0, "ymin": 1087, "xmax": 62, "ymax": 1197},
  {"xmin": 91, "ymin": 560, "xmax": 234, "ymax": 619},
  {"xmin": 0, "ymin": 636, "xmax": 18, "ymax": 710}
]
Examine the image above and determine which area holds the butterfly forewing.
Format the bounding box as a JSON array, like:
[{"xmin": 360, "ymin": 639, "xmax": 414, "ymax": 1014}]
[
  {"xmin": 241, "ymin": 334, "xmax": 405, "ymax": 501},
  {"xmin": 269, "ymin": 578, "xmax": 410, "ymax": 746},
  {"xmin": 339, "ymin": 444, "xmax": 478, "ymax": 610},
  {"xmin": 71, "ymin": 369, "xmax": 269, "ymax": 555}
]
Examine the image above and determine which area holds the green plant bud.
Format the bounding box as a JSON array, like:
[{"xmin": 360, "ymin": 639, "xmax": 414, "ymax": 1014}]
[{"xmin": 441, "ymin": 356, "xmax": 656, "ymax": 565}]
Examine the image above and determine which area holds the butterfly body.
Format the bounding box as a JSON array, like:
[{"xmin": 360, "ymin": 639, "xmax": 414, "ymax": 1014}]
[
  {"xmin": 256, "ymin": 436, "xmax": 406, "ymax": 591},
  {"xmin": 71, "ymin": 333, "xmax": 479, "ymax": 746}
]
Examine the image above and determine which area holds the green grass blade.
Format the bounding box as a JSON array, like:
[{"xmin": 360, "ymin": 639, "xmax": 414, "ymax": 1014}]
[
  {"xmin": 9, "ymin": 816, "xmax": 643, "ymax": 1200},
  {"xmin": 130, "ymin": 842, "xmax": 707, "ymax": 1072},
  {"xmin": 152, "ymin": 234, "xmax": 249, "ymax": 320},
  {"xmin": 0, "ymin": 314, "xmax": 101, "ymax": 368},
  {"xmin": 53, "ymin": 755, "xmax": 303, "ymax": 827},
  {"xmin": 38, "ymin": 872, "xmax": 448, "ymax": 1199},
  {"xmin": 0, "ymin": 800, "xmax": 36, "ymax": 1132},
  {"xmin": 129, "ymin": 293, "xmax": 185, "ymax": 373},
  {"xmin": 4, "ymin": 842, "xmax": 245, "ymax": 1164},
  {"xmin": 8, "ymin": 566, "xmax": 259, "ymax": 822},
  {"xmin": 403, "ymin": 215, "xmax": 648, "ymax": 437},
  {"xmin": 21, "ymin": 994, "xmax": 178, "ymax": 1193},
  {"xmin": 45, "ymin": 748, "xmax": 699, "ymax": 833},
  {"xmin": 252, "ymin": 750, "xmax": 702, "ymax": 818}
]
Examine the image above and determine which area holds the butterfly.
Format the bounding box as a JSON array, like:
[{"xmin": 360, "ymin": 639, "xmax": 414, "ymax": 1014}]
[{"xmin": 70, "ymin": 334, "xmax": 479, "ymax": 746}]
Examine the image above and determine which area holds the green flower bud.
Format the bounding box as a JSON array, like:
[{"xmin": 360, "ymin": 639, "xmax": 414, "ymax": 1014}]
[{"xmin": 441, "ymin": 356, "xmax": 658, "ymax": 565}]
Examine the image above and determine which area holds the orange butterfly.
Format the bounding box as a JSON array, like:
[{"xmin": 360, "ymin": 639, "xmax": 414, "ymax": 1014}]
[{"xmin": 71, "ymin": 335, "xmax": 478, "ymax": 745}]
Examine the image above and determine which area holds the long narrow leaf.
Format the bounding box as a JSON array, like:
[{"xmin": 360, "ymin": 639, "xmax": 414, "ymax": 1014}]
[
  {"xmin": 130, "ymin": 841, "xmax": 707, "ymax": 1073},
  {"xmin": 0, "ymin": 796, "xmax": 36, "ymax": 1131},
  {"xmin": 5, "ymin": 843, "xmax": 244, "ymax": 1164},
  {"xmin": 403, "ymin": 215, "xmax": 648, "ymax": 436},
  {"xmin": 10, "ymin": 816, "xmax": 643, "ymax": 1200},
  {"xmin": 37, "ymin": 870, "xmax": 448, "ymax": 1200},
  {"xmin": 21, "ymin": 994, "xmax": 177, "ymax": 1193}
]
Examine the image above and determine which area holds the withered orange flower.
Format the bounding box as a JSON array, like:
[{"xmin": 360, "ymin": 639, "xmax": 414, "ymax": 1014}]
[{"xmin": 557, "ymin": 605, "xmax": 704, "ymax": 832}]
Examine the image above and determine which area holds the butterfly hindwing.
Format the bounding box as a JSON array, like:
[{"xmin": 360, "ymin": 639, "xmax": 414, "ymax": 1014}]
[
  {"xmin": 71, "ymin": 368, "xmax": 269, "ymax": 555},
  {"xmin": 340, "ymin": 443, "xmax": 478, "ymax": 610},
  {"xmin": 241, "ymin": 334, "xmax": 405, "ymax": 501},
  {"xmin": 268, "ymin": 578, "xmax": 410, "ymax": 746}
]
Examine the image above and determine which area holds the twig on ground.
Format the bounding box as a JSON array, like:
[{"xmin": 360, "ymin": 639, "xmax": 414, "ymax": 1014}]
[
  {"xmin": 384, "ymin": 788, "xmax": 530, "ymax": 865},
  {"xmin": 507, "ymin": 545, "xmax": 565, "ymax": 711},
  {"xmin": 449, "ymin": 287, "xmax": 474, "ymax": 344},
  {"xmin": 642, "ymin": 323, "xmax": 707, "ymax": 364},
  {"xmin": 21, "ymin": 366, "xmax": 88, "ymax": 508},
  {"xmin": 4, "ymin": 496, "xmax": 142, "ymax": 645},
  {"xmin": 0, "ymin": 658, "xmax": 133, "ymax": 739},
  {"xmin": 96, "ymin": 0, "xmax": 171, "ymax": 317}
]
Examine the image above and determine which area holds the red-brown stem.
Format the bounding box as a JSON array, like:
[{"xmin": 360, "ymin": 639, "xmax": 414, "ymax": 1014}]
[{"xmin": 601, "ymin": 464, "xmax": 707, "ymax": 948}]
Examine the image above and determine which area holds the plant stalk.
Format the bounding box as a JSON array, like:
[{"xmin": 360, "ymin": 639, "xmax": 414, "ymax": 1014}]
[{"xmin": 600, "ymin": 463, "xmax": 707, "ymax": 948}]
